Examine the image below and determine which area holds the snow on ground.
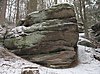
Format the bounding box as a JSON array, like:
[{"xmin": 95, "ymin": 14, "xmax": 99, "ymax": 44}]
[
  {"xmin": 79, "ymin": 33, "xmax": 90, "ymax": 42},
  {"xmin": 0, "ymin": 47, "xmax": 40, "ymax": 74},
  {"xmin": 0, "ymin": 33, "xmax": 100, "ymax": 74},
  {"xmin": 0, "ymin": 45, "xmax": 100, "ymax": 74}
]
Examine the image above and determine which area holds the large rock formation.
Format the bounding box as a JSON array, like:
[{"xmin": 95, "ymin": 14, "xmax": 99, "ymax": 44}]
[{"xmin": 4, "ymin": 4, "xmax": 79, "ymax": 68}]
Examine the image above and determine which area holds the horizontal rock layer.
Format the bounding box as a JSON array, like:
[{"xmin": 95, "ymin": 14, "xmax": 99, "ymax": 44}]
[
  {"xmin": 4, "ymin": 19, "xmax": 78, "ymax": 53},
  {"xmin": 22, "ymin": 47, "xmax": 77, "ymax": 68},
  {"xmin": 17, "ymin": 4, "xmax": 75, "ymax": 27}
]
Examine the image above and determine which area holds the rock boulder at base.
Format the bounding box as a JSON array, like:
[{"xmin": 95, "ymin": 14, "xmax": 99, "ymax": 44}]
[{"xmin": 4, "ymin": 3, "xmax": 79, "ymax": 68}]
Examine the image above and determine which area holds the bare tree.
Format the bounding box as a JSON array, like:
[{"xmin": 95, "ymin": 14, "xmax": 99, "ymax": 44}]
[
  {"xmin": 73, "ymin": 0, "xmax": 80, "ymax": 21},
  {"xmin": 27, "ymin": 0, "xmax": 37, "ymax": 13},
  {"xmin": 37, "ymin": 0, "xmax": 46, "ymax": 11},
  {"xmin": 82, "ymin": 0, "xmax": 89, "ymax": 38},
  {"xmin": 79, "ymin": 0, "xmax": 89, "ymax": 38},
  {"xmin": 0, "ymin": 0, "xmax": 7, "ymax": 24},
  {"xmin": 54, "ymin": 0, "xmax": 57, "ymax": 4},
  {"xmin": 16, "ymin": 0, "xmax": 20, "ymax": 23}
]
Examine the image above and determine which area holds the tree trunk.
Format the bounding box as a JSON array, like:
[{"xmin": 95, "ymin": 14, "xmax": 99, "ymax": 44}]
[
  {"xmin": 79, "ymin": 0, "xmax": 89, "ymax": 38},
  {"xmin": 27, "ymin": 0, "xmax": 37, "ymax": 14},
  {"xmin": 37, "ymin": 0, "xmax": 46, "ymax": 11},
  {"xmin": 82, "ymin": 0, "xmax": 89, "ymax": 38},
  {"xmin": 54, "ymin": 0, "xmax": 57, "ymax": 4},
  {"xmin": 79, "ymin": 0, "xmax": 84, "ymax": 23},
  {"xmin": 16, "ymin": 0, "xmax": 20, "ymax": 24},
  {"xmin": 0, "ymin": 0, "xmax": 7, "ymax": 23},
  {"xmin": 73, "ymin": 0, "xmax": 80, "ymax": 21}
]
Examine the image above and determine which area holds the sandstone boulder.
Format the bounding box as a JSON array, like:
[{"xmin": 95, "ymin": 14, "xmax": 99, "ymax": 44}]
[
  {"xmin": 4, "ymin": 3, "xmax": 79, "ymax": 68},
  {"xmin": 4, "ymin": 19, "xmax": 78, "ymax": 53}
]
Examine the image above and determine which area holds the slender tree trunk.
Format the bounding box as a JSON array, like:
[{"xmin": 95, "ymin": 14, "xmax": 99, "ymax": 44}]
[
  {"xmin": 0, "ymin": 0, "xmax": 7, "ymax": 23},
  {"xmin": 54, "ymin": 0, "xmax": 57, "ymax": 4},
  {"xmin": 82, "ymin": 0, "xmax": 89, "ymax": 38},
  {"xmin": 27, "ymin": 0, "xmax": 37, "ymax": 14},
  {"xmin": 16, "ymin": 0, "xmax": 20, "ymax": 24},
  {"xmin": 2, "ymin": 0, "xmax": 7, "ymax": 22},
  {"xmin": 79, "ymin": 0, "xmax": 84, "ymax": 23},
  {"xmin": 73, "ymin": 0, "xmax": 80, "ymax": 21},
  {"xmin": 79, "ymin": 0, "xmax": 89, "ymax": 38},
  {"xmin": 9, "ymin": 5, "xmax": 12, "ymax": 22},
  {"xmin": 37, "ymin": 0, "xmax": 46, "ymax": 11}
]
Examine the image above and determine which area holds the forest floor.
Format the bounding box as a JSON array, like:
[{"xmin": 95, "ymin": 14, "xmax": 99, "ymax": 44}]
[{"xmin": 0, "ymin": 33, "xmax": 100, "ymax": 74}]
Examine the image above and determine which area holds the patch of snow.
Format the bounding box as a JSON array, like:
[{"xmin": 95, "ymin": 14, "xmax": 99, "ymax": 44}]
[
  {"xmin": 79, "ymin": 37, "xmax": 90, "ymax": 42},
  {"xmin": 7, "ymin": 26, "xmax": 31, "ymax": 38},
  {"xmin": 79, "ymin": 33, "xmax": 90, "ymax": 42},
  {"xmin": 79, "ymin": 33, "xmax": 85, "ymax": 37}
]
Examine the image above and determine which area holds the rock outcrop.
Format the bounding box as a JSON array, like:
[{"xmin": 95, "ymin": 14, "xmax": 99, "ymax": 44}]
[
  {"xmin": 90, "ymin": 22, "xmax": 100, "ymax": 61},
  {"xmin": 4, "ymin": 4, "xmax": 79, "ymax": 68}
]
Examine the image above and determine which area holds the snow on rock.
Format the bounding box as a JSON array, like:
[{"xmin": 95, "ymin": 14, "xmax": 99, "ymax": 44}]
[{"xmin": 6, "ymin": 26, "xmax": 30, "ymax": 38}]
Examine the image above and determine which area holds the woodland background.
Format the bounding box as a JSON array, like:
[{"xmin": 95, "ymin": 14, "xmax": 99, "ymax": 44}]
[{"xmin": 0, "ymin": 0, "xmax": 100, "ymax": 38}]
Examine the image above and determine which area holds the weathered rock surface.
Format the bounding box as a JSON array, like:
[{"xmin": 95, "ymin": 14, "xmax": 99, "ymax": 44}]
[
  {"xmin": 4, "ymin": 3, "xmax": 79, "ymax": 68},
  {"xmin": 29, "ymin": 47, "xmax": 76, "ymax": 68},
  {"xmin": 5, "ymin": 20, "xmax": 78, "ymax": 51},
  {"xmin": 17, "ymin": 4, "xmax": 76, "ymax": 27}
]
